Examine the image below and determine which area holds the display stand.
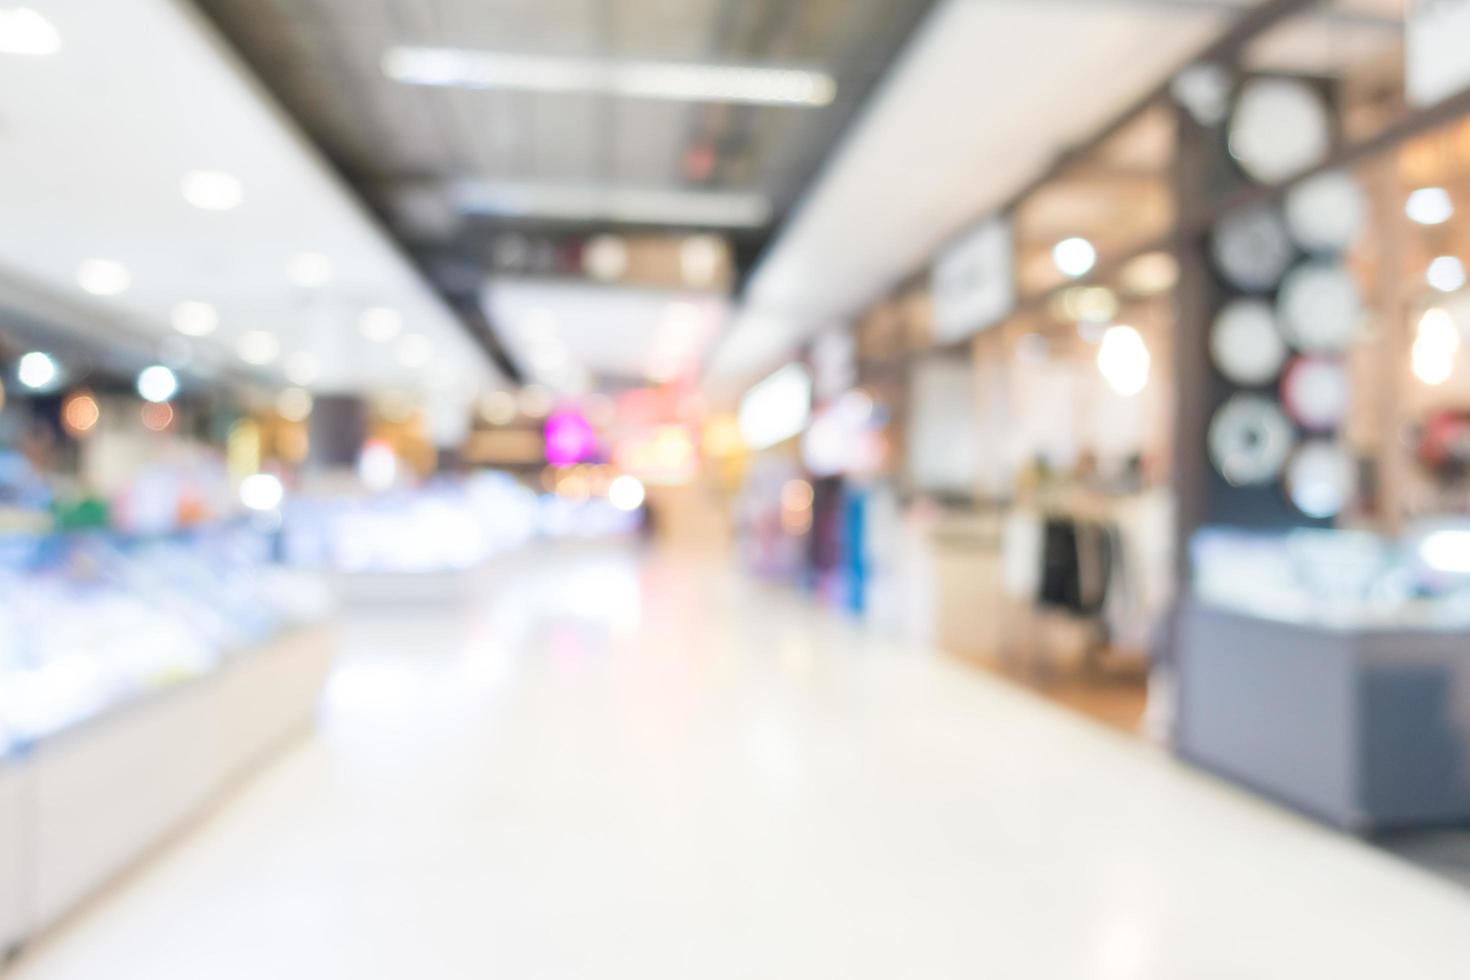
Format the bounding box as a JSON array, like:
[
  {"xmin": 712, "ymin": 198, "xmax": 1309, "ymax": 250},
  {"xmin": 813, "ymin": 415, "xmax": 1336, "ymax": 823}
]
[
  {"xmin": 331, "ymin": 567, "xmax": 488, "ymax": 606},
  {"xmin": 4, "ymin": 624, "xmax": 334, "ymax": 948},
  {"xmin": 1177, "ymin": 600, "xmax": 1470, "ymax": 831}
]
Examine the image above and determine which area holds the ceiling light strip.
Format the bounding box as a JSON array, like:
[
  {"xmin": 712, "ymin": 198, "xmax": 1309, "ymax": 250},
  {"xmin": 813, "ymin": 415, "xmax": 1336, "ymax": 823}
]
[
  {"xmin": 452, "ymin": 181, "xmax": 772, "ymax": 229},
  {"xmin": 383, "ymin": 47, "xmax": 836, "ymax": 108}
]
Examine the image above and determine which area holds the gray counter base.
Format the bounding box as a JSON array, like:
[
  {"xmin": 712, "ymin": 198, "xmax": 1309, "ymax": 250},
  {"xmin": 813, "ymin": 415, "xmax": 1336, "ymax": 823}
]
[{"xmin": 1176, "ymin": 601, "xmax": 1470, "ymax": 832}]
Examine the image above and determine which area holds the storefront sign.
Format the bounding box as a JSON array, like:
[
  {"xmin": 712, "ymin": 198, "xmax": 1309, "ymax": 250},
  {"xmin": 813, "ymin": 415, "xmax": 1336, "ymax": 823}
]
[
  {"xmin": 930, "ymin": 218, "xmax": 1013, "ymax": 343},
  {"xmin": 1407, "ymin": 0, "xmax": 1470, "ymax": 107},
  {"xmin": 738, "ymin": 364, "xmax": 812, "ymax": 451}
]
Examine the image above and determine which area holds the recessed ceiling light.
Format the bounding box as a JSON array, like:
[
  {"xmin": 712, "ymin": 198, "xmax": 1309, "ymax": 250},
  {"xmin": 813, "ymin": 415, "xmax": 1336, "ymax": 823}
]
[
  {"xmin": 359, "ymin": 306, "xmax": 403, "ymax": 343},
  {"xmin": 0, "ymin": 7, "xmax": 60, "ymax": 56},
  {"xmin": 396, "ymin": 332, "xmax": 432, "ymax": 368},
  {"xmin": 287, "ymin": 251, "xmax": 333, "ymax": 288},
  {"xmin": 181, "ymin": 170, "xmax": 244, "ymax": 211},
  {"xmin": 680, "ymin": 235, "xmax": 724, "ymax": 286},
  {"xmin": 276, "ymin": 387, "xmax": 314, "ymax": 422},
  {"xmin": 16, "ymin": 351, "xmax": 59, "ymax": 390},
  {"xmin": 1407, "ymin": 187, "xmax": 1455, "ymax": 226},
  {"xmin": 478, "ymin": 390, "xmax": 517, "ymax": 425},
  {"xmin": 1052, "ymin": 237, "xmax": 1097, "ymax": 278},
  {"xmin": 283, "ymin": 351, "xmax": 320, "ymax": 386},
  {"xmin": 583, "ymin": 234, "xmax": 629, "ymax": 281},
  {"xmin": 136, "ymin": 364, "xmax": 179, "ymax": 403},
  {"xmin": 171, "ymin": 300, "xmax": 219, "ymax": 337},
  {"xmin": 76, "ymin": 258, "xmax": 131, "ymax": 296},
  {"xmin": 518, "ymin": 384, "xmax": 554, "ymax": 418},
  {"xmin": 237, "ymin": 330, "xmax": 281, "ymax": 366},
  {"xmin": 383, "ymin": 47, "xmax": 837, "ymax": 108}
]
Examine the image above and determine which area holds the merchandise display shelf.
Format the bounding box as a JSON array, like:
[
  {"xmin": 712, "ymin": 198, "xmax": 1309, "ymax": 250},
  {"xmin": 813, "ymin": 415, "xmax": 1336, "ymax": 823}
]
[
  {"xmin": 4, "ymin": 623, "xmax": 334, "ymax": 950},
  {"xmin": 1176, "ymin": 599, "xmax": 1470, "ymax": 832}
]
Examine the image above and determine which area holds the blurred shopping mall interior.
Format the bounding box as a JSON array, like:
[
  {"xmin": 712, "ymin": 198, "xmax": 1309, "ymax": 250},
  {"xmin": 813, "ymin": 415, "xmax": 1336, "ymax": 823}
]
[{"xmin": 3, "ymin": 0, "xmax": 1470, "ymax": 976}]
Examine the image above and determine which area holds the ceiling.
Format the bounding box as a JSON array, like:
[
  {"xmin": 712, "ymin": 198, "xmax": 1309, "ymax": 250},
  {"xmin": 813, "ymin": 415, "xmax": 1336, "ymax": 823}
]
[
  {"xmin": 188, "ymin": 0, "xmax": 939, "ymax": 381},
  {"xmin": 705, "ymin": 0, "xmax": 1269, "ymax": 392},
  {"xmin": 0, "ymin": 0, "xmax": 494, "ymax": 420}
]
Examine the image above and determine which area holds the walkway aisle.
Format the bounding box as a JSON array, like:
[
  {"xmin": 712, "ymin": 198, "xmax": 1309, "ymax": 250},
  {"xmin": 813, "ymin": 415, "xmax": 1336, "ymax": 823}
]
[{"xmin": 9, "ymin": 545, "xmax": 1470, "ymax": 979}]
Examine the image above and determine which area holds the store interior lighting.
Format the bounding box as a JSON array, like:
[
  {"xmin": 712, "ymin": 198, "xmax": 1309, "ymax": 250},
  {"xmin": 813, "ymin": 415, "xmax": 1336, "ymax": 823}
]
[
  {"xmin": 1427, "ymin": 256, "xmax": 1466, "ymax": 293},
  {"xmin": 1053, "ymin": 237, "xmax": 1097, "ymax": 278},
  {"xmin": 0, "ymin": 6, "xmax": 60, "ymax": 56},
  {"xmin": 181, "ymin": 170, "xmax": 244, "ymax": 211},
  {"xmin": 237, "ymin": 330, "xmax": 281, "ymax": 366},
  {"xmin": 76, "ymin": 259, "xmax": 131, "ymax": 297},
  {"xmin": 1406, "ymin": 187, "xmax": 1455, "ymax": 226},
  {"xmin": 276, "ymin": 387, "xmax": 313, "ymax": 422},
  {"xmin": 286, "ymin": 251, "xmax": 333, "ymax": 288},
  {"xmin": 283, "ymin": 351, "xmax": 320, "ymax": 386},
  {"xmin": 239, "ymin": 473, "xmax": 285, "ymax": 512},
  {"xmin": 359, "ymin": 307, "xmax": 403, "ymax": 343},
  {"xmin": 136, "ymin": 364, "xmax": 179, "ymax": 404},
  {"xmin": 451, "ymin": 180, "xmax": 772, "ymax": 228},
  {"xmin": 1097, "ymin": 324, "xmax": 1151, "ymax": 397},
  {"xmin": 171, "ymin": 300, "xmax": 219, "ymax": 337},
  {"xmin": 16, "ymin": 351, "xmax": 59, "ymax": 391},
  {"xmin": 1412, "ymin": 307, "xmax": 1461, "ymax": 386},
  {"xmin": 382, "ymin": 47, "xmax": 837, "ymax": 108}
]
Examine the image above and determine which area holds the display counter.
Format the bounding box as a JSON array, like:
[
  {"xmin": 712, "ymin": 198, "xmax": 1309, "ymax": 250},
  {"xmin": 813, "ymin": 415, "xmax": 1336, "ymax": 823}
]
[
  {"xmin": 4, "ymin": 623, "xmax": 334, "ymax": 948},
  {"xmin": 1177, "ymin": 600, "xmax": 1470, "ymax": 832},
  {"xmin": 0, "ymin": 525, "xmax": 336, "ymax": 952},
  {"xmin": 0, "ymin": 757, "xmax": 23, "ymax": 955}
]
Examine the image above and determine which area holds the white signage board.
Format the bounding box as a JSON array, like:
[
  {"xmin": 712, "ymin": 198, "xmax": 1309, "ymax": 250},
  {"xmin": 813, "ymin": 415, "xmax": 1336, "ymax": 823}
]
[{"xmin": 930, "ymin": 218, "xmax": 1014, "ymax": 343}]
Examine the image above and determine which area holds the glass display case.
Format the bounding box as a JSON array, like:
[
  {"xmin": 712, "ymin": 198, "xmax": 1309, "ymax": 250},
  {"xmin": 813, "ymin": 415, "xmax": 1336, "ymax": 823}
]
[{"xmin": 0, "ymin": 523, "xmax": 331, "ymax": 747}]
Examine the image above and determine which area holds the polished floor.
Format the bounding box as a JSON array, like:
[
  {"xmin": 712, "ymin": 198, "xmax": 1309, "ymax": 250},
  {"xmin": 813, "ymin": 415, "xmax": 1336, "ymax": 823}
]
[{"xmin": 9, "ymin": 544, "xmax": 1470, "ymax": 978}]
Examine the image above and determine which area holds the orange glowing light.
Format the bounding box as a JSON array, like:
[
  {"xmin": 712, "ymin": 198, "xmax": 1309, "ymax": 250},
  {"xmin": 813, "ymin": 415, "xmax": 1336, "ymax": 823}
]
[
  {"xmin": 61, "ymin": 392, "xmax": 100, "ymax": 435},
  {"xmin": 140, "ymin": 401, "xmax": 174, "ymax": 431}
]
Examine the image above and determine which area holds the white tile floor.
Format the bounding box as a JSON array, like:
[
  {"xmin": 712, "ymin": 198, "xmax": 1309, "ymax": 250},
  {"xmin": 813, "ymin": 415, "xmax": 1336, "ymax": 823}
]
[{"xmin": 9, "ymin": 544, "xmax": 1470, "ymax": 978}]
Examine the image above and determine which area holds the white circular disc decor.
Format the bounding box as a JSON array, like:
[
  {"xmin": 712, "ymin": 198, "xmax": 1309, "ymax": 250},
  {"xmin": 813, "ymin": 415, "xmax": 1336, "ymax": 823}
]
[
  {"xmin": 1228, "ymin": 77, "xmax": 1332, "ymax": 185},
  {"xmin": 1287, "ymin": 441, "xmax": 1356, "ymax": 519},
  {"xmin": 1277, "ymin": 262, "xmax": 1362, "ymax": 353},
  {"xmin": 1281, "ymin": 356, "xmax": 1351, "ymax": 431},
  {"xmin": 1211, "ymin": 205, "xmax": 1296, "ymax": 292},
  {"xmin": 1284, "ymin": 171, "xmax": 1366, "ymax": 254},
  {"xmin": 1210, "ymin": 299, "xmax": 1288, "ymax": 385},
  {"xmin": 1208, "ymin": 394, "xmax": 1296, "ymax": 487}
]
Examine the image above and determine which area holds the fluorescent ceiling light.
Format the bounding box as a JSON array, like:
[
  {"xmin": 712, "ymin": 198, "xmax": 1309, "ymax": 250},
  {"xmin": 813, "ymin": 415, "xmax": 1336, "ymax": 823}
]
[
  {"xmin": 0, "ymin": 7, "xmax": 60, "ymax": 56},
  {"xmin": 76, "ymin": 258, "xmax": 131, "ymax": 296},
  {"xmin": 181, "ymin": 170, "xmax": 244, "ymax": 211},
  {"xmin": 383, "ymin": 47, "xmax": 836, "ymax": 107},
  {"xmin": 453, "ymin": 180, "xmax": 771, "ymax": 228}
]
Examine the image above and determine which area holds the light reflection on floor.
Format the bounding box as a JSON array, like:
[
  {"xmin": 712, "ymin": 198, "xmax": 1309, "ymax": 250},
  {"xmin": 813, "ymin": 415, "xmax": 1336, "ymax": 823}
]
[{"xmin": 8, "ymin": 543, "xmax": 1470, "ymax": 979}]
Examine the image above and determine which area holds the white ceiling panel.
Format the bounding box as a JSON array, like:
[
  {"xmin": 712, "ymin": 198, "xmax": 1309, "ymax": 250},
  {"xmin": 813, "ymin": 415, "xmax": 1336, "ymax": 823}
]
[
  {"xmin": 708, "ymin": 0, "xmax": 1239, "ymax": 388},
  {"xmin": 0, "ymin": 0, "xmax": 496, "ymax": 402}
]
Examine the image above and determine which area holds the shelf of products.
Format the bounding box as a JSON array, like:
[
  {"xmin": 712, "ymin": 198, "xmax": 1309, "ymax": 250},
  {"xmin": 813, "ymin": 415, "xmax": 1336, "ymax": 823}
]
[{"xmin": 0, "ymin": 523, "xmax": 335, "ymax": 951}]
